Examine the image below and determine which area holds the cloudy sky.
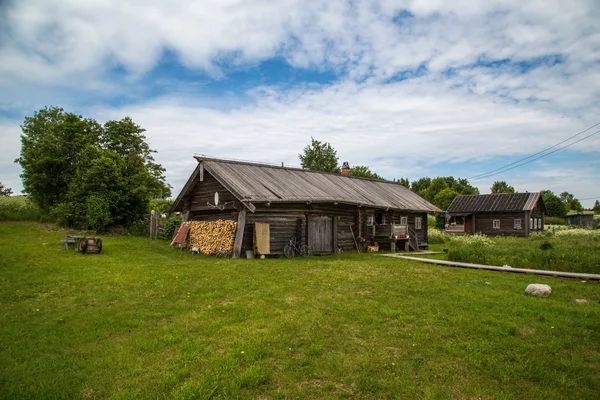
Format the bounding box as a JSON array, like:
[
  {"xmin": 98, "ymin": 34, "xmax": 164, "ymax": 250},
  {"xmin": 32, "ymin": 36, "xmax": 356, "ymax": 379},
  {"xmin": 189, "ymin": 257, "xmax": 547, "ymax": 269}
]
[{"xmin": 1, "ymin": 0, "xmax": 599, "ymax": 206}]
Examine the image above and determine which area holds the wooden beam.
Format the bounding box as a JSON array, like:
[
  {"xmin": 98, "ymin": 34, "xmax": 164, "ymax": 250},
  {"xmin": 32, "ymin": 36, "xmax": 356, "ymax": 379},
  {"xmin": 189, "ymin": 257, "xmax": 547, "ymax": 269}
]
[
  {"xmin": 332, "ymin": 216, "xmax": 338, "ymax": 253},
  {"xmin": 199, "ymin": 162, "xmax": 204, "ymax": 182},
  {"xmin": 232, "ymin": 209, "xmax": 247, "ymax": 258}
]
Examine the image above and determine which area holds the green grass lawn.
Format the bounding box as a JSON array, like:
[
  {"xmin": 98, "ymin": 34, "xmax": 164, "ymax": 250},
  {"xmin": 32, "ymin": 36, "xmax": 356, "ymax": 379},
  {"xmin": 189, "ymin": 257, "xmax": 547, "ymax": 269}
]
[{"xmin": 1, "ymin": 222, "xmax": 600, "ymax": 399}]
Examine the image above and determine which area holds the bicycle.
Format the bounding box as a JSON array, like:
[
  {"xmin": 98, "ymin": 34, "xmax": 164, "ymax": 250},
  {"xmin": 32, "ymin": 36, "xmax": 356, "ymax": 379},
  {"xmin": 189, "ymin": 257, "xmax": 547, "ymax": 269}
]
[{"xmin": 283, "ymin": 237, "xmax": 311, "ymax": 258}]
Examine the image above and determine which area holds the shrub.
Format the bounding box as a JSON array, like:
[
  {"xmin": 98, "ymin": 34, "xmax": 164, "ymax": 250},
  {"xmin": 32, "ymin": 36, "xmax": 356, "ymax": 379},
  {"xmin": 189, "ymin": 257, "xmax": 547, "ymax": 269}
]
[
  {"xmin": 539, "ymin": 240, "xmax": 553, "ymax": 250},
  {"xmin": 163, "ymin": 214, "xmax": 182, "ymax": 240},
  {"xmin": 127, "ymin": 216, "xmax": 150, "ymax": 236},
  {"xmin": 545, "ymin": 216, "xmax": 566, "ymax": 225},
  {"xmin": 428, "ymin": 228, "xmax": 447, "ymax": 244},
  {"xmin": 149, "ymin": 198, "xmax": 174, "ymax": 213},
  {"xmin": 0, "ymin": 196, "xmax": 42, "ymax": 221}
]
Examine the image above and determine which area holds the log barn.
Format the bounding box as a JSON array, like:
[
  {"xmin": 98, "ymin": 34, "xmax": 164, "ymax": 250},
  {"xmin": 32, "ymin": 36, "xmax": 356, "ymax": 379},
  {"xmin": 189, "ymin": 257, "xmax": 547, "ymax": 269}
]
[
  {"xmin": 565, "ymin": 212, "xmax": 595, "ymax": 228},
  {"xmin": 170, "ymin": 157, "xmax": 441, "ymax": 257},
  {"xmin": 445, "ymin": 192, "xmax": 545, "ymax": 237}
]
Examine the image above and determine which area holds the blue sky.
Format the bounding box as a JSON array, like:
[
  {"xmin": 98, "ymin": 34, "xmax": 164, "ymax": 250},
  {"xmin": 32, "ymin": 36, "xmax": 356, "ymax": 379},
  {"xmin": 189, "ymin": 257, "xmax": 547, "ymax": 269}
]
[{"xmin": 1, "ymin": 0, "xmax": 599, "ymax": 206}]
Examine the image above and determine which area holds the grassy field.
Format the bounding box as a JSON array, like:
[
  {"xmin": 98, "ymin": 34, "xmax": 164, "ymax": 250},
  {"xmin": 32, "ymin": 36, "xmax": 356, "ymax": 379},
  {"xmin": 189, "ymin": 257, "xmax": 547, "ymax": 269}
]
[{"xmin": 1, "ymin": 222, "xmax": 599, "ymax": 399}]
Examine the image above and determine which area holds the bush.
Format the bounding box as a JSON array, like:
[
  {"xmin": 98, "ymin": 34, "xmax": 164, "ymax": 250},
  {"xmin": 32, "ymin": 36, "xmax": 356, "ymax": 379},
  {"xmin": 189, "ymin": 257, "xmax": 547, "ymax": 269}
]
[
  {"xmin": 428, "ymin": 228, "xmax": 447, "ymax": 244},
  {"xmin": 149, "ymin": 199, "xmax": 174, "ymax": 213},
  {"xmin": 163, "ymin": 214, "xmax": 182, "ymax": 240},
  {"xmin": 545, "ymin": 216, "xmax": 566, "ymax": 225},
  {"xmin": 127, "ymin": 216, "xmax": 150, "ymax": 236},
  {"xmin": 539, "ymin": 241, "xmax": 553, "ymax": 250},
  {"xmin": 0, "ymin": 196, "xmax": 42, "ymax": 221}
]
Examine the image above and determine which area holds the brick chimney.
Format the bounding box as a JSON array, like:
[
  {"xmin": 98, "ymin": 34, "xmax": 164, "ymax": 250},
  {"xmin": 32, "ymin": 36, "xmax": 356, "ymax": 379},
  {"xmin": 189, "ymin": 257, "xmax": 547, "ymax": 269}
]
[{"xmin": 341, "ymin": 161, "xmax": 350, "ymax": 177}]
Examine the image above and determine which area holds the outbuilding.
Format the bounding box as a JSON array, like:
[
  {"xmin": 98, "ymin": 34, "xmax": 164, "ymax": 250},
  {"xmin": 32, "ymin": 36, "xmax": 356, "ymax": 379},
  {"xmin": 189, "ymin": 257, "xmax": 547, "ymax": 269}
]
[
  {"xmin": 566, "ymin": 213, "xmax": 595, "ymax": 228},
  {"xmin": 445, "ymin": 192, "xmax": 545, "ymax": 237},
  {"xmin": 170, "ymin": 157, "xmax": 441, "ymax": 257}
]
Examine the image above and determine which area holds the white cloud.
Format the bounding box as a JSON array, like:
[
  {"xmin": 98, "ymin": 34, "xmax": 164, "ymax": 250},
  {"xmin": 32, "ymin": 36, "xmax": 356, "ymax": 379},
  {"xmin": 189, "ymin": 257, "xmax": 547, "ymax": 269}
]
[{"xmin": 1, "ymin": 0, "xmax": 599, "ymax": 205}]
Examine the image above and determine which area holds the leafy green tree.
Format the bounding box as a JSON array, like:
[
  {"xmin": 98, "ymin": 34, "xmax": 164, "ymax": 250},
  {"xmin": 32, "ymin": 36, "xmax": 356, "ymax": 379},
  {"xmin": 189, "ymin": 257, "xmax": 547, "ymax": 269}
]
[
  {"xmin": 16, "ymin": 107, "xmax": 171, "ymax": 231},
  {"xmin": 397, "ymin": 177, "xmax": 410, "ymax": 188},
  {"xmin": 423, "ymin": 177, "xmax": 449, "ymax": 202},
  {"xmin": 490, "ymin": 181, "xmax": 515, "ymax": 194},
  {"xmin": 450, "ymin": 178, "xmax": 479, "ymax": 195},
  {"xmin": 0, "ymin": 182, "xmax": 12, "ymax": 196},
  {"xmin": 559, "ymin": 192, "xmax": 575, "ymax": 204},
  {"xmin": 299, "ymin": 137, "xmax": 339, "ymax": 173},
  {"xmin": 593, "ymin": 200, "xmax": 600, "ymax": 214},
  {"xmin": 433, "ymin": 188, "xmax": 459, "ymax": 210},
  {"xmin": 349, "ymin": 165, "xmax": 383, "ymax": 180},
  {"xmin": 410, "ymin": 177, "xmax": 431, "ymax": 195},
  {"xmin": 542, "ymin": 190, "xmax": 567, "ymax": 218},
  {"xmin": 567, "ymin": 199, "xmax": 584, "ymax": 213},
  {"xmin": 16, "ymin": 107, "xmax": 103, "ymax": 212}
]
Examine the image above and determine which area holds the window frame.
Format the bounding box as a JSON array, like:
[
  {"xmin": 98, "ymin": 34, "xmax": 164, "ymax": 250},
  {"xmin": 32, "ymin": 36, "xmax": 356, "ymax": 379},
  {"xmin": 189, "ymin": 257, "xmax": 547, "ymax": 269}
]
[
  {"xmin": 400, "ymin": 216, "xmax": 408, "ymax": 225},
  {"xmin": 493, "ymin": 219, "xmax": 501, "ymax": 230},
  {"xmin": 514, "ymin": 218, "xmax": 521, "ymax": 230},
  {"xmin": 415, "ymin": 217, "xmax": 422, "ymax": 230}
]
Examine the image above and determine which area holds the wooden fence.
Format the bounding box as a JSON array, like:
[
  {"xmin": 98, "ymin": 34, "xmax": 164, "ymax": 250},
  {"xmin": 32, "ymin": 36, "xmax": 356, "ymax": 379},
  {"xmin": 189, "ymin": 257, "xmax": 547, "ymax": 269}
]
[{"xmin": 149, "ymin": 210, "xmax": 166, "ymax": 240}]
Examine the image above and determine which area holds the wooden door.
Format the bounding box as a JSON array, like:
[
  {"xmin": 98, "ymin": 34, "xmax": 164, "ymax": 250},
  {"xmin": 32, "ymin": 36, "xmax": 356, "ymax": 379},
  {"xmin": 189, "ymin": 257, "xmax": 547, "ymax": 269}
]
[
  {"xmin": 308, "ymin": 216, "xmax": 333, "ymax": 254},
  {"xmin": 465, "ymin": 216, "xmax": 473, "ymax": 234}
]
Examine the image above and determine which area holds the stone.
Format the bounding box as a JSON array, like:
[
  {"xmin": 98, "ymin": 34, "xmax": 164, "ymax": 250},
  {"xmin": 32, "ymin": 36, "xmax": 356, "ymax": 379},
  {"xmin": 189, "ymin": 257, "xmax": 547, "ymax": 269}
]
[
  {"xmin": 575, "ymin": 299, "xmax": 588, "ymax": 304},
  {"xmin": 525, "ymin": 284, "xmax": 552, "ymax": 297}
]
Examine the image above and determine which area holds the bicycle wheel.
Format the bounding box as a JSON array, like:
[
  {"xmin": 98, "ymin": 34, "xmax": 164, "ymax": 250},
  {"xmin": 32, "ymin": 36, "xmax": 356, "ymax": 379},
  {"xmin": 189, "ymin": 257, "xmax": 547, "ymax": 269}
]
[
  {"xmin": 283, "ymin": 244, "xmax": 294, "ymax": 258},
  {"xmin": 299, "ymin": 245, "xmax": 310, "ymax": 257}
]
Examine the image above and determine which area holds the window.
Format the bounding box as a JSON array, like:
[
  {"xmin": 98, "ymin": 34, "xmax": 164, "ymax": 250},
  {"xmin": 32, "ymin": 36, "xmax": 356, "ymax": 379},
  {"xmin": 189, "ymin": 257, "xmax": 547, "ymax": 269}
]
[
  {"xmin": 375, "ymin": 212, "xmax": 383, "ymax": 225},
  {"xmin": 416, "ymin": 217, "xmax": 422, "ymax": 230},
  {"xmin": 400, "ymin": 216, "xmax": 408, "ymax": 225},
  {"xmin": 530, "ymin": 218, "xmax": 533, "ymax": 229},
  {"xmin": 366, "ymin": 215, "xmax": 373, "ymax": 226},
  {"xmin": 514, "ymin": 219, "xmax": 521, "ymax": 230},
  {"xmin": 493, "ymin": 219, "xmax": 500, "ymax": 230}
]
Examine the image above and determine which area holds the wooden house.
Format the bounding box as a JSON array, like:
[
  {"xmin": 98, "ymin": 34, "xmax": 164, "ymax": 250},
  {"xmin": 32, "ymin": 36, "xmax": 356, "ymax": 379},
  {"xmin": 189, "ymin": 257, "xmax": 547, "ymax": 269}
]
[
  {"xmin": 445, "ymin": 192, "xmax": 545, "ymax": 237},
  {"xmin": 170, "ymin": 157, "xmax": 442, "ymax": 257},
  {"xmin": 566, "ymin": 213, "xmax": 595, "ymax": 228}
]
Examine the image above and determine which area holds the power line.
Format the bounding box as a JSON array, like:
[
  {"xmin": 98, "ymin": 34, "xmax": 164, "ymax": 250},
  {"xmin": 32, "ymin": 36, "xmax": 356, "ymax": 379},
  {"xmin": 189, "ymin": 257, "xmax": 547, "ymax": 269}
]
[
  {"xmin": 468, "ymin": 127, "xmax": 600, "ymax": 182},
  {"xmin": 467, "ymin": 121, "xmax": 600, "ymax": 181},
  {"xmin": 579, "ymin": 196, "xmax": 600, "ymax": 201}
]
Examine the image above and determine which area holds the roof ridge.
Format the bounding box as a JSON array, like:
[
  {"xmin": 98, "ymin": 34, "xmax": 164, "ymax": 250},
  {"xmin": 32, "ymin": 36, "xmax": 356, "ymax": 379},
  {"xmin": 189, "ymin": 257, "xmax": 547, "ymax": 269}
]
[{"xmin": 195, "ymin": 155, "xmax": 404, "ymax": 184}]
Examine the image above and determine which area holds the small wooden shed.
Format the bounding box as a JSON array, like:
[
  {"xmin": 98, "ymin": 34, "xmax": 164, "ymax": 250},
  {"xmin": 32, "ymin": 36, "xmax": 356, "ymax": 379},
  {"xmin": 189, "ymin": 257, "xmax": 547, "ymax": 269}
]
[
  {"xmin": 170, "ymin": 157, "xmax": 442, "ymax": 257},
  {"xmin": 566, "ymin": 213, "xmax": 595, "ymax": 228},
  {"xmin": 446, "ymin": 192, "xmax": 545, "ymax": 237}
]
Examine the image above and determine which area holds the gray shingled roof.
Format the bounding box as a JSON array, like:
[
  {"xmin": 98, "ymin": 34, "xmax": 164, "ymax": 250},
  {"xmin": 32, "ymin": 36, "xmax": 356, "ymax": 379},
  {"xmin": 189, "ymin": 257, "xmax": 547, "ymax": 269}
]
[
  {"xmin": 173, "ymin": 157, "xmax": 442, "ymax": 213},
  {"xmin": 447, "ymin": 192, "xmax": 544, "ymax": 214}
]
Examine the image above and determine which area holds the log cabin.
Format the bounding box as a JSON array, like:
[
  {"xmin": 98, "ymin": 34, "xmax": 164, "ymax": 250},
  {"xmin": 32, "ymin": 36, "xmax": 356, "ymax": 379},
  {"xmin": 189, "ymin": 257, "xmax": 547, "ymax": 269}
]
[
  {"xmin": 445, "ymin": 192, "xmax": 545, "ymax": 237},
  {"xmin": 170, "ymin": 157, "xmax": 442, "ymax": 257},
  {"xmin": 565, "ymin": 212, "xmax": 595, "ymax": 228}
]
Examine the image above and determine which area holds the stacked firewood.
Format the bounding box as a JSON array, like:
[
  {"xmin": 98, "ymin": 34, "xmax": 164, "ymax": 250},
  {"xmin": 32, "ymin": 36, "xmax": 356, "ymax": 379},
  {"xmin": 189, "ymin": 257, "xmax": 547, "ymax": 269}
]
[{"xmin": 185, "ymin": 220, "xmax": 237, "ymax": 254}]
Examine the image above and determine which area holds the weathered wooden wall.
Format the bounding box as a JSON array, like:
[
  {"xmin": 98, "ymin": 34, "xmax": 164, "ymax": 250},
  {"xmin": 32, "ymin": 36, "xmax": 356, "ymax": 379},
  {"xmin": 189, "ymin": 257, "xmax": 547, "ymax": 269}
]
[
  {"xmin": 473, "ymin": 212, "xmax": 528, "ymax": 237},
  {"xmin": 186, "ymin": 170, "xmax": 238, "ymax": 212}
]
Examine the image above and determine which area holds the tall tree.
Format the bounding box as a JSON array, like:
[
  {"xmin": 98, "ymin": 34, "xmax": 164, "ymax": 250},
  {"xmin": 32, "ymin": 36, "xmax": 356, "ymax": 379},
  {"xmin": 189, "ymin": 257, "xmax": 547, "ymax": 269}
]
[
  {"xmin": 16, "ymin": 107, "xmax": 171, "ymax": 230},
  {"xmin": 542, "ymin": 190, "xmax": 567, "ymax": 218},
  {"xmin": 490, "ymin": 181, "xmax": 515, "ymax": 194},
  {"xmin": 0, "ymin": 182, "xmax": 12, "ymax": 196},
  {"xmin": 349, "ymin": 165, "xmax": 383, "ymax": 180},
  {"xmin": 423, "ymin": 177, "xmax": 449, "ymax": 202},
  {"xmin": 433, "ymin": 188, "xmax": 459, "ymax": 210},
  {"xmin": 397, "ymin": 177, "xmax": 410, "ymax": 188},
  {"xmin": 559, "ymin": 191, "xmax": 575, "ymax": 204},
  {"xmin": 16, "ymin": 107, "xmax": 102, "ymax": 212},
  {"xmin": 410, "ymin": 177, "xmax": 431, "ymax": 195},
  {"xmin": 298, "ymin": 137, "xmax": 339, "ymax": 173},
  {"xmin": 593, "ymin": 200, "xmax": 600, "ymax": 214},
  {"xmin": 567, "ymin": 199, "xmax": 584, "ymax": 213}
]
